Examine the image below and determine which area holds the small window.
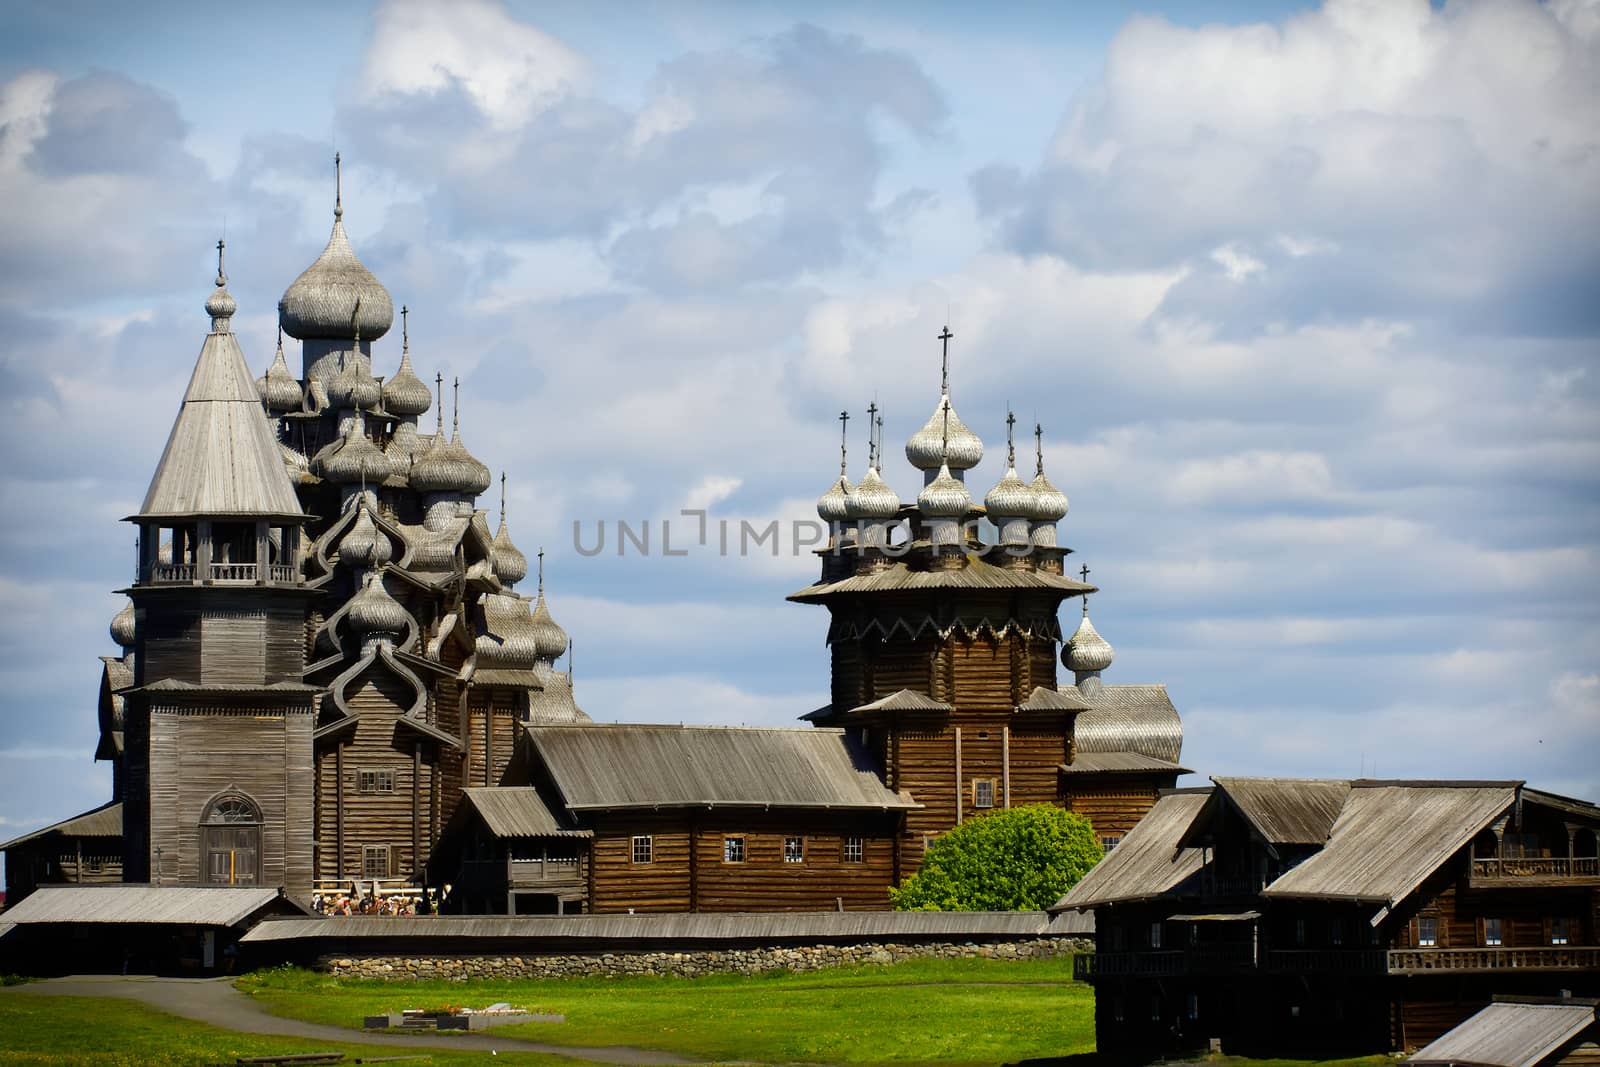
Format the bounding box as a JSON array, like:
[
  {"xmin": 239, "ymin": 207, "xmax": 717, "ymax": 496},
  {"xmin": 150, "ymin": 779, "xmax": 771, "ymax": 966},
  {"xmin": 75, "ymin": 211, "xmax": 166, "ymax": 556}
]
[
  {"xmin": 1100, "ymin": 835, "xmax": 1122, "ymax": 853},
  {"xmin": 1551, "ymin": 918, "xmax": 1571, "ymax": 946},
  {"xmin": 1329, "ymin": 918, "xmax": 1343, "ymax": 946},
  {"xmin": 922, "ymin": 834, "xmax": 938, "ymax": 852},
  {"xmin": 1290, "ymin": 1004, "xmax": 1301, "ymax": 1019},
  {"xmin": 843, "ymin": 836, "xmax": 864, "ymax": 863},
  {"xmin": 1186, "ymin": 992, "xmax": 1199, "ymax": 1021},
  {"xmin": 1149, "ymin": 922, "xmax": 1163, "ymax": 949},
  {"xmin": 723, "ymin": 836, "xmax": 745, "ymax": 863},
  {"xmin": 358, "ymin": 769, "xmax": 395, "ymax": 794},
  {"xmin": 1294, "ymin": 918, "xmax": 1307, "ymax": 946},
  {"xmin": 1112, "ymin": 996, "xmax": 1125, "ymax": 1023},
  {"xmin": 784, "ymin": 837, "xmax": 805, "ymax": 863},
  {"xmin": 1149, "ymin": 994, "xmax": 1161, "ymax": 1022},
  {"xmin": 1483, "ymin": 917, "xmax": 1503, "ymax": 946},
  {"xmin": 362, "ymin": 845, "xmax": 390, "ymax": 879},
  {"xmin": 1417, "ymin": 916, "xmax": 1438, "ymax": 947},
  {"xmin": 631, "ymin": 835, "xmax": 653, "ymax": 864},
  {"xmin": 973, "ymin": 779, "xmax": 995, "ymax": 809}
]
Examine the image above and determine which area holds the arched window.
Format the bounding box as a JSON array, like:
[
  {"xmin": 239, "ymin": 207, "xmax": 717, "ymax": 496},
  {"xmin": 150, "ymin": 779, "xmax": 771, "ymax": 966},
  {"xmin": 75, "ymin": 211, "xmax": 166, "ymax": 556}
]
[{"xmin": 201, "ymin": 793, "xmax": 261, "ymax": 886}]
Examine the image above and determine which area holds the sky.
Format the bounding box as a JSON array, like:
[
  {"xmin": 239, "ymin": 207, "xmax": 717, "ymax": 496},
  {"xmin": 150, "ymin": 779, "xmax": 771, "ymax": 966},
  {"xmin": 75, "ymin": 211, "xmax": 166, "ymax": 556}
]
[{"xmin": 0, "ymin": 0, "xmax": 1596, "ymax": 871}]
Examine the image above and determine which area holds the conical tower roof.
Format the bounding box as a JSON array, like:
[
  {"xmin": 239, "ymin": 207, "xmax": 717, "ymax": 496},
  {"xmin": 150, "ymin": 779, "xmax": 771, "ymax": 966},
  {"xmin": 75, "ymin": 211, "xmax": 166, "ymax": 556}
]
[{"xmin": 135, "ymin": 245, "xmax": 304, "ymax": 520}]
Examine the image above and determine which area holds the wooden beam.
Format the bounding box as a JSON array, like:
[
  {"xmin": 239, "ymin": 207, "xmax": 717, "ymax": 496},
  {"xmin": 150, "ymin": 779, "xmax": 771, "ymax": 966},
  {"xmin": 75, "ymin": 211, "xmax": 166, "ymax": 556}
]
[
  {"xmin": 1002, "ymin": 726, "xmax": 1011, "ymax": 808},
  {"xmin": 954, "ymin": 726, "xmax": 963, "ymax": 826}
]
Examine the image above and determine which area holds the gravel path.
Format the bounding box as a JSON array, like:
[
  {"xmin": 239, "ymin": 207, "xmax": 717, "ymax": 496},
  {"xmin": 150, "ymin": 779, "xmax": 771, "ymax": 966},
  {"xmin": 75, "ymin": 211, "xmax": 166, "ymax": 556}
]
[{"xmin": 2, "ymin": 974, "xmax": 700, "ymax": 1065}]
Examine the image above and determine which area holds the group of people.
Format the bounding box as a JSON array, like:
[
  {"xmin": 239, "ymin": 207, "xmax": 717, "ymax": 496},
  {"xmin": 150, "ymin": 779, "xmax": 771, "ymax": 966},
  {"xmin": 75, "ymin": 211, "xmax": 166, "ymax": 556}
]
[{"xmin": 310, "ymin": 881, "xmax": 451, "ymax": 917}]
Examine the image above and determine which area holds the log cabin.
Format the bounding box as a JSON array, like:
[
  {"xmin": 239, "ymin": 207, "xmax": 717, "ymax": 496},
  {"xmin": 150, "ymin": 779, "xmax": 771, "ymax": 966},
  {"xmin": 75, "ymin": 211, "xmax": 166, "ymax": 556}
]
[
  {"xmin": 1057, "ymin": 777, "xmax": 1600, "ymax": 1057},
  {"xmin": 1, "ymin": 161, "xmax": 1187, "ymax": 917}
]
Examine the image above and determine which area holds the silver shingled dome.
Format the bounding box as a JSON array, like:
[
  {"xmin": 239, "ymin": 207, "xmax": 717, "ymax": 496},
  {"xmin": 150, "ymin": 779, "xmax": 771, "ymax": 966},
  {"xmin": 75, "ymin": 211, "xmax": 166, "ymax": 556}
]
[
  {"xmin": 905, "ymin": 396, "xmax": 983, "ymax": 472},
  {"xmin": 917, "ymin": 461, "xmax": 972, "ymax": 518},
  {"xmin": 1063, "ymin": 612, "xmax": 1115, "ymax": 673}
]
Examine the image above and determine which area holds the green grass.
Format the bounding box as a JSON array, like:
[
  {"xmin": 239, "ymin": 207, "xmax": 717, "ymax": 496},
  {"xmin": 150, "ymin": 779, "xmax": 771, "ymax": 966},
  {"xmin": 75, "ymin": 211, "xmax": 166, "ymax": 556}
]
[
  {"xmin": 0, "ymin": 993, "xmax": 572, "ymax": 1066},
  {"xmin": 237, "ymin": 956, "xmax": 1096, "ymax": 1065}
]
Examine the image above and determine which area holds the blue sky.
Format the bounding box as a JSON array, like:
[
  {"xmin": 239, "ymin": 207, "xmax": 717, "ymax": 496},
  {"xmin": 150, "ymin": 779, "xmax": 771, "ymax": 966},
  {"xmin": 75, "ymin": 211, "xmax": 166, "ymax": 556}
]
[{"xmin": 1, "ymin": 0, "xmax": 1596, "ymax": 872}]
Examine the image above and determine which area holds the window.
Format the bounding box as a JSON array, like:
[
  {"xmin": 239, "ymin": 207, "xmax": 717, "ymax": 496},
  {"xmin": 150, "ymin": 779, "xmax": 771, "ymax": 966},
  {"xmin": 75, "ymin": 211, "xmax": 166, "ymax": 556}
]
[
  {"xmin": 1294, "ymin": 918, "xmax": 1307, "ymax": 946},
  {"xmin": 723, "ymin": 836, "xmax": 745, "ymax": 863},
  {"xmin": 1149, "ymin": 922, "xmax": 1163, "ymax": 949},
  {"xmin": 843, "ymin": 836, "xmax": 864, "ymax": 863},
  {"xmin": 1329, "ymin": 918, "xmax": 1343, "ymax": 946},
  {"xmin": 1186, "ymin": 992, "xmax": 1199, "ymax": 1021},
  {"xmin": 973, "ymin": 779, "xmax": 995, "ymax": 809},
  {"xmin": 1417, "ymin": 916, "xmax": 1438, "ymax": 947},
  {"xmin": 1149, "ymin": 995, "xmax": 1161, "ymax": 1022},
  {"xmin": 362, "ymin": 845, "xmax": 390, "ymax": 879},
  {"xmin": 784, "ymin": 837, "xmax": 805, "ymax": 863},
  {"xmin": 1484, "ymin": 918, "xmax": 1503, "ymax": 946},
  {"xmin": 1551, "ymin": 918, "xmax": 1571, "ymax": 946},
  {"xmin": 1112, "ymin": 997, "xmax": 1125, "ymax": 1023},
  {"xmin": 201, "ymin": 792, "xmax": 261, "ymax": 886},
  {"xmin": 1100, "ymin": 835, "xmax": 1122, "ymax": 853},
  {"xmin": 631, "ymin": 835, "xmax": 653, "ymax": 864},
  {"xmin": 358, "ymin": 769, "xmax": 395, "ymax": 794}
]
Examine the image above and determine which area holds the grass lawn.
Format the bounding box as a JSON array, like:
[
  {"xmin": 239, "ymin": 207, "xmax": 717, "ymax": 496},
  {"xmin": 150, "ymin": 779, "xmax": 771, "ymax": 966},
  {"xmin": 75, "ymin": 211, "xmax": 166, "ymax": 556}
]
[
  {"xmin": 0, "ymin": 993, "xmax": 572, "ymax": 1066},
  {"xmin": 237, "ymin": 956, "xmax": 1095, "ymax": 1065}
]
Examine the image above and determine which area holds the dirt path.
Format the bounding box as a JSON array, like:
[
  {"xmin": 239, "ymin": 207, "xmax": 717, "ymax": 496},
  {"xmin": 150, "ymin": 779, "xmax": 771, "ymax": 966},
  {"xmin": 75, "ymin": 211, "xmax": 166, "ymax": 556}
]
[{"xmin": 2, "ymin": 975, "xmax": 702, "ymax": 1065}]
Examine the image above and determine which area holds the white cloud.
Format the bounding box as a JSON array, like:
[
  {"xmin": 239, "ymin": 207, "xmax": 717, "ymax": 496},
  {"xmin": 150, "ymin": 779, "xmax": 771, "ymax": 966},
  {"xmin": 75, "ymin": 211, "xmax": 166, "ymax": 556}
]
[{"xmin": 361, "ymin": 0, "xmax": 588, "ymax": 130}]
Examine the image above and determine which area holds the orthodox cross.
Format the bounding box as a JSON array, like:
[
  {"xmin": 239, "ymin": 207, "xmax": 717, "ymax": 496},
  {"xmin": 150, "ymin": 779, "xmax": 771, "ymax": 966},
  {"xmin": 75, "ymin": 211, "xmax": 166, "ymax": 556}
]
[
  {"xmin": 1034, "ymin": 423, "xmax": 1045, "ymax": 477},
  {"xmin": 875, "ymin": 409, "xmax": 885, "ymax": 471},
  {"xmin": 838, "ymin": 410, "xmax": 850, "ymax": 475},
  {"xmin": 500, "ymin": 472, "xmax": 507, "ymax": 526},
  {"xmin": 1080, "ymin": 565, "xmax": 1092, "ymax": 615},
  {"xmin": 434, "ymin": 373, "xmax": 444, "ymax": 435},
  {"xmin": 537, "ymin": 547, "xmax": 545, "ymax": 594},
  {"xmin": 866, "ymin": 401, "xmax": 879, "ymax": 469},
  {"xmin": 938, "ymin": 325, "xmax": 954, "ymax": 393},
  {"xmin": 215, "ymin": 238, "xmax": 226, "ymax": 286},
  {"xmin": 334, "ymin": 151, "xmax": 343, "ymax": 218},
  {"xmin": 1005, "ymin": 409, "xmax": 1017, "ymax": 467},
  {"xmin": 452, "ymin": 376, "xmax": 460, "ymax": 437},
  {"xmin": 401, "ymin": 305, "xmax": 409, "ymax": 351}
]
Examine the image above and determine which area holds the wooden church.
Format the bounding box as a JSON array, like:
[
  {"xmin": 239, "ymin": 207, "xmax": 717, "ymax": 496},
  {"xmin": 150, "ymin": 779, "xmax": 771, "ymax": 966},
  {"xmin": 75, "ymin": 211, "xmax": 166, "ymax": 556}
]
[{"xmin": 1, "ymin": 161, "xmax": 1187, "ymax": 915}]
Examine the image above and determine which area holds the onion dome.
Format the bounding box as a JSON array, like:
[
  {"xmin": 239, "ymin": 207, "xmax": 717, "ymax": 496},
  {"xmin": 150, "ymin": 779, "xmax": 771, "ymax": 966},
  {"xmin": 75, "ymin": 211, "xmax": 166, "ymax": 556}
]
[
  {"xmin": 409, "ymin": 433, "xmax": 491, "ymax": 496},
  {"xmin": 529, "ymin": 592, "xmax": 569, "ymax": 662},
  {"xmin": 917, "ymin": 460, "xmax": 971, "ymax": 518},
  {"xmin": 985, "ymin": 465, "xmax": 1037, "ymax": 519},
  {"xmin": 339, "ymin": 502, "xmax": 393, "ymax": 569},
  {"xmin": 278, "ymin": 155, "xmax": 393, "ymax": 341},
  {"xmin": 314, "ymin": 418, "xmax": 393, "ymax": 485},
  {"xmin": 852, "ymin": 466, "xmax": 900, "ymax": 520},
  {"xmin": 1028, "ymin": 472, "xmax": 1068, "ymax": 522},
  {"xmin": 325, "ymin": 349, "xmax": 381, "ymax": 410},
  {"xmin": 492, "ymin": 475, "xmax": 529, "ymax": 586},
  {"xmin": 906, "ymin": 396, "xmax": 983, "ymax": 473},
  {"xmin": 110, "ymin": 599, "xmax": 136, "ymax": 651},
  {"xmin": 205, "ymin": 239, "xmax": 236, "ymax": 331},
  {"xmin": 347, "ymin": 573, "xmax": 411, "ymax": 637},
  {"xmin": 1063, "ymin": 611, "xmax": 1115, "ymax": 673},
  {"xmin": 305, "ymin": 376, "xmax": 330, "ymax": 413},
  {"xmin": 386, "ymin": 419, "xmax": 423, "ymax": 463},
  {"xmin": 382, "ymin": 307, "xmax": 432, "ymax": 417},
  {"xmin": 817, "ymin": 475, "xmax": 854, "ymax": 523},
  {"xmin": 257, "ymin": 329, "xmax": 304, "ymax": 411}
]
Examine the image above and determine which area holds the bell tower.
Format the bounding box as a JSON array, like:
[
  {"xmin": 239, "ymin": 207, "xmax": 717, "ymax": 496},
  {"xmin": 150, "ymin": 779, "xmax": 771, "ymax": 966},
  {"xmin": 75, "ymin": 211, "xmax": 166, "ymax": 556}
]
[{"xmin": 121, "ymin": 243, "xmax": 317, "ymax": 897}]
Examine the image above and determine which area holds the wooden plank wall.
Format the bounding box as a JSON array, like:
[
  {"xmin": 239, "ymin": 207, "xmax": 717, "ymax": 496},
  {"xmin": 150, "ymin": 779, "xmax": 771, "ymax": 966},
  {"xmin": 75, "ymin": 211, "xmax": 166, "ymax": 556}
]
[
  {"xmin": 1062, "ymin": 780, "xmax": 1164, "ymax": 839},
  {"xmin": 314, "ymin": 668, "xmax": 438, "ymax": 883},
  {"xmin": 588, "ymin": 812, "xmax": 897, "ymax": 913}
]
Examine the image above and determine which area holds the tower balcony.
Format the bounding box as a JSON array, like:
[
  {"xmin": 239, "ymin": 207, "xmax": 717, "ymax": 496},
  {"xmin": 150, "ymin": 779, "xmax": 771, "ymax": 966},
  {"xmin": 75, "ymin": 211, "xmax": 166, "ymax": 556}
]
[
  {"xmin": 136, "ymin": 518, "xmax": 304, "ymax": 588},
  {"xmin": 146, "ymin": 562, "xmax": 301, "ymax": 585}
]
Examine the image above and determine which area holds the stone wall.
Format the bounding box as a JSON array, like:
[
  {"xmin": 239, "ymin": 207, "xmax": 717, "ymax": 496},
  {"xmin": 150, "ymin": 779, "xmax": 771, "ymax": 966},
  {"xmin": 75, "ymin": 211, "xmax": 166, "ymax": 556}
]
[{"xmin": 321, "ymin": 936, "xmax": 1091, "ymax": 981}]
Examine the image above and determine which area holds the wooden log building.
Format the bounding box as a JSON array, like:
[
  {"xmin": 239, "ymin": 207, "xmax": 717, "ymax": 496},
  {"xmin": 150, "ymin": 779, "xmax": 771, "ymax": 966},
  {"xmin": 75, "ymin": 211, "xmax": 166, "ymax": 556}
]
[
  {"xmin": 1057, "ymin": 777, "xmax": 1600, "ymax": 1057},
  {"xmin": 1, "ymin": 162, "xmax": 1187, "ymax": 918}
]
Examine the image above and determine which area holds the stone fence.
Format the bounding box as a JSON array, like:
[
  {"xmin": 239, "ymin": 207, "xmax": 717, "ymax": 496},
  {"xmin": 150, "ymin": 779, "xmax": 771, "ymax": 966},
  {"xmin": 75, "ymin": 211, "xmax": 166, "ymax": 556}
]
[
  {"xmin": 324, "ymin": 935, "xmax": 1091, "ymax": 981},
  {"xmin": 241, "ymin": 910, "xmax": 1095, "ymax": 981}
]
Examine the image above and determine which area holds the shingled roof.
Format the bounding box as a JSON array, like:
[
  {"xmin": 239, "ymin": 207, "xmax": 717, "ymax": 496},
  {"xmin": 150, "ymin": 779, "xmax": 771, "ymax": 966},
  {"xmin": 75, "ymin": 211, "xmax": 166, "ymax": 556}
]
[
  {"xmin": 0, "ymin": 801, "xmax": 122, "ymax": 851},
  {"xmin": 458, "ymin": 787, "xmax": 590, "ymax": 839},
  {"xmin": 1073, "ymin": 684, "xmax": 1183, "ymax": 763},
  {"xmin": 1265, "ymin": 781, "xmax": 1519, "ymax": 905},
  {"xmin": 787, "ymin": 555, "xmax": 1094, "ymax": 603},
  {"xmin": 526, "ymin": 724, "xmax": 917, "ymax": 812},
  {"xmin": 1407, "ymin": 999, "xmax": 1597, "ymax": 1067},
  {"xmin": 1180, "ymin": 777, "xmax": 1349, "ymax": 851},
  {"xmin": 1054, "ymin": 790, "xmax": 1211, "ymax": 910},
  {"xmin": 134, "ymin": 326, "xmax": 304, "ymax": 520}
]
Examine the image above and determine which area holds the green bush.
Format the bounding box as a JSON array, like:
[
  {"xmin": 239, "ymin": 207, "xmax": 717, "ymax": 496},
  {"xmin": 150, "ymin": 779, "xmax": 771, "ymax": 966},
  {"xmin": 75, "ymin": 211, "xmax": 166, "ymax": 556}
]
[{"xmin": 890, "ymin": 804, "xmax": 1101, "ymax": 911}]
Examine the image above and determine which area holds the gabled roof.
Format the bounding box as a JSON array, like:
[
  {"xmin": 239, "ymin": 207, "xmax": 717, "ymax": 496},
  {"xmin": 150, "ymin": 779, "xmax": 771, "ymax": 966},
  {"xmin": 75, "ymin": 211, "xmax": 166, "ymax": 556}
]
[
  {"xmin": 459, "ymin": 787, "xmax": 591, "ymax": 838},
  {"xmin": 850, "ymin": 689, "xmax": 954, "ymax": 715},
  {"xmin": 0, "ymin": 802, "xmax": 122, "ymax": 851},
  {"xmin": 1407, "ymin": 1000, "xmax": 1597, "ymax": 1067},
  {"xmin": 0, "ymin": 885, "xmax": 302, "ymax": 927},
  {"xmin": 1265, "ymin": 781, "xmax": 1518, "ymax": 905},
  {"xmin": 526, "ymin": 724, "xmax": 917, "ymax": 811},
  {"xmin": 1018, "ymin": 686, "xmax": 1090, "ymax": 713},
  {"xmin": 1184, "ymin": 777, "xmax": 1349, "ymax": 852},
  {"xmin": 134, "ymin": 329, "xmax": 304, "ymax": 520},
  {"xmin": 1060, "ymin": 752, "xmax": 1190, "ymax": 775},
  {"xmin": 1054, "ymin": 790, "xmax": 1211, "ymax": 910},
  {"xmin": 1073, "ymin": 684, "xmax": 1183, "ymax": 763}
]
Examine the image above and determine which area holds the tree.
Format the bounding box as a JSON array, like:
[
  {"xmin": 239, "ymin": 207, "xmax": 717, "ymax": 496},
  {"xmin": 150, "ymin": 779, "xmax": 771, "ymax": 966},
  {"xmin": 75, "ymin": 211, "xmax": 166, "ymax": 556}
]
[{"xmin": 889, "ymin": 804, "xmax": 1102, "ymax": 911}]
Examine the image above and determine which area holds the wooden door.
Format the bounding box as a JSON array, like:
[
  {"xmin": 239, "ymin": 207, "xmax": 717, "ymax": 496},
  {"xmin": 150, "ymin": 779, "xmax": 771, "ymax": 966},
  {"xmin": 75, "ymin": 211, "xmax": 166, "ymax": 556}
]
[{"xmin": 203, "ymin": 826, "xmax": 260, "ymax": 885}]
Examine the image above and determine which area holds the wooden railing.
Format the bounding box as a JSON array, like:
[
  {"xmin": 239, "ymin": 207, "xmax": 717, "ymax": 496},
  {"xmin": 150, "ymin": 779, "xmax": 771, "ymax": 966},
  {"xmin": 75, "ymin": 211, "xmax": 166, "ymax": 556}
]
[
  {"xmin": 145, "ymin": 562, "xmax": 299, "ymax": 585},
  {"xmin": 208, "ymin": 562, "xmax": 258, "ymax": 582},
  {"xmin": 149, "ymin": 563, "xmax": 197, "ymax": 583},
  {"xmin": 1387, "ymin": 946, "xmax": 1600, "ymax": 974},
  {"xmin": 1265, "ymin": 949, "xmax": 1386, "ymax": 974},
  {"xmin": 1471, "ymin": 857, "xmax": 1599, "ymax": 883},
  {"xmin": 1074, "ymin": 944, "xmax": 1256, "ymax": 979},
  {"xmin": 507, "ymin": 856, "xmax": 584, "ymax": 888}
]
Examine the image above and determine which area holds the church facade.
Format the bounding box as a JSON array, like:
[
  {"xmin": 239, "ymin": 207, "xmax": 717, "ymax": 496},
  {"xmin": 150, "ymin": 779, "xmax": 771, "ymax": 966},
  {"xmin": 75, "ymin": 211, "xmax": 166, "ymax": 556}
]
[{"xmin": 2, "ymin": 166, "xmax": 1187, "ymax": 915}]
